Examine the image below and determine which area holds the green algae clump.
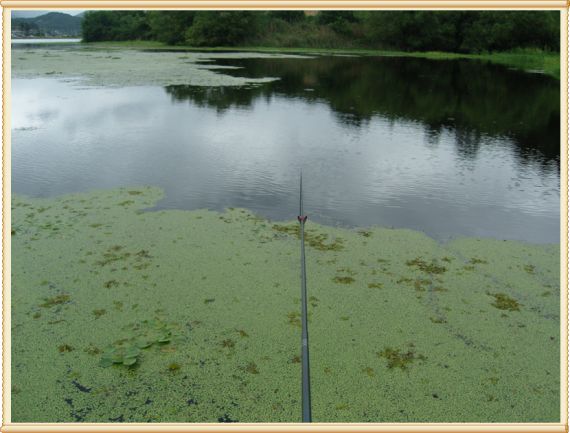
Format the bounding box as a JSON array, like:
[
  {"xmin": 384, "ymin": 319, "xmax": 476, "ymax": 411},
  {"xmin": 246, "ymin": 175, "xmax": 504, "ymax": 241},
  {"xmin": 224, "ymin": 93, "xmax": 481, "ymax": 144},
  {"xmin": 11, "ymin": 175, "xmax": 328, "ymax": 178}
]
[
  {"xmin": 39, "ymin": 294, "xmax": 70, "ymax": 308},
  {"xmin": 333, "ymin": 276, "xmax": 355, "ymax": 284},
  {"xmin": 93, "ymin": 309, "xmax": 106, "ymax": 319},
  {"xmin": 406, "ymin": 257, "xmax": 447, "ymax": 274},
  {"xmin": 377, "ymin": 347, "xmax": 427, "ymax": 370},
  {"xmin": 167, "ymin": 362, "xmax": 181, "ymax": 372},
  {"xmin": 489, "ymin": 292, "xmax": 521, "ymax": 311},
  {"xmin": 244, "ymin": 361, "xmax": 259, "ymax": 374},
  {"xmin": 272, "ymin": 224, "xmax": 344, "ymax": 251}
]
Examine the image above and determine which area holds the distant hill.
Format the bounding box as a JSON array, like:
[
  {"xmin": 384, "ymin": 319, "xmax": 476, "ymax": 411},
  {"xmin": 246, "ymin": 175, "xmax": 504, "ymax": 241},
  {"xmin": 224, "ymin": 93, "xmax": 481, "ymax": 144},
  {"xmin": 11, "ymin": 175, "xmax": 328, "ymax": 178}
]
[{"xmin": 12, "ymin": 12, "xmax": 83, "ymax": 38}]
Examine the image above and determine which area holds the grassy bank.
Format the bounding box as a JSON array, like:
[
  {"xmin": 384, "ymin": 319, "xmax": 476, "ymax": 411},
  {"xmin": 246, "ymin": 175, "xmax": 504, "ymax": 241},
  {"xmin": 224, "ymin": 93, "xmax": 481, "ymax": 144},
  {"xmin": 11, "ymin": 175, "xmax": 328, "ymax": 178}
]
[
  {"xmin": 12, "ymin": 187, "xmax": 559, "ymax": 422},
  {"xmin": 85, "ymin": 41, "xmax": 561, "ymax": 79}
]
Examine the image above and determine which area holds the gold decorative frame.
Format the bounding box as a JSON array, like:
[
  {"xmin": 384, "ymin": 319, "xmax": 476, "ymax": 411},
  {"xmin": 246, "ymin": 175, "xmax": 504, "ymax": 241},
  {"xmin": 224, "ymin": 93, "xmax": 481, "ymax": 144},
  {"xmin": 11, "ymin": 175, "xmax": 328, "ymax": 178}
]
[{"xmin": 1, "ymin": 2, "xmax": 567, "ymax": 432}]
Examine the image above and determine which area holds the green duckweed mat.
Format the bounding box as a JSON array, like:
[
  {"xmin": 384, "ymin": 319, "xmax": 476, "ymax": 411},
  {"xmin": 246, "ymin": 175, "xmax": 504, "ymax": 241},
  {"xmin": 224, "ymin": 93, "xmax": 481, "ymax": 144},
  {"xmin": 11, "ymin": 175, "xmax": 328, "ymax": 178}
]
[
  {"xmin": 11, "ymin": 187, "xmax": 560, "ymax": 422},
  {"xmin": 12, "ymin": 49, "xmax": 310, "ymax": 87}
]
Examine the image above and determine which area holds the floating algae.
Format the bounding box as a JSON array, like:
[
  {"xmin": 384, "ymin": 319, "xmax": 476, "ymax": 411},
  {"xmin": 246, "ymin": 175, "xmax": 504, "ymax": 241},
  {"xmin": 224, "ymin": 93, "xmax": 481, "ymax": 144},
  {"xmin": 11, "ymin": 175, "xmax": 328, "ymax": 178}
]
[
  {"xmin": 489, "ymin": 292, "xmax": 522, "ymax": 311},
  {"xmin": 376, "ymin": 346, "xmax": 427, "ymax": 370},
  {"xmin": 12, "ymin": 48, "xmax": 311, "ymax": 88},
  {"xmin": 11, "ymin": 187, "xmax": 559, "ymax": 422}
]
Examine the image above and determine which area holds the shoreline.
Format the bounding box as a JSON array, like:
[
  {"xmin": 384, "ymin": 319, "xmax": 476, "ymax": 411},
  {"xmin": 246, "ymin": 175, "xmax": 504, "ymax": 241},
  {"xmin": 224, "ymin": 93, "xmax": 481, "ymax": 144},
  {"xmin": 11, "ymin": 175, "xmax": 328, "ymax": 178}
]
[{"xmin": 82, "ymin": 41, "xmax": 561, "ymax": 79}]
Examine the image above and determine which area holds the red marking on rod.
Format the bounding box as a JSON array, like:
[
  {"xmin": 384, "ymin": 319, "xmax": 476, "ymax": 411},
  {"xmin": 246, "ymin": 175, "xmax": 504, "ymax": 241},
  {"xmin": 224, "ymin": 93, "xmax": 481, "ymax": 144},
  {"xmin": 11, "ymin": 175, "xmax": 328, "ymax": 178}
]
[{"xmin": 298, "ymin": 216, "xmax": 308, "ymax": 223}]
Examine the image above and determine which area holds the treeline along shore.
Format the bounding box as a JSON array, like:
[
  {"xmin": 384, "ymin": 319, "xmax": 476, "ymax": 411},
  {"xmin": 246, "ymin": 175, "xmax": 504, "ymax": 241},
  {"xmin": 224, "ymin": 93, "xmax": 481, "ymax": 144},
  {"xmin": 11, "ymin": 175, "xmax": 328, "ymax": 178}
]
[{"xmin": 81, "ymin": 11, "xmax": 559, "ymax": 53}]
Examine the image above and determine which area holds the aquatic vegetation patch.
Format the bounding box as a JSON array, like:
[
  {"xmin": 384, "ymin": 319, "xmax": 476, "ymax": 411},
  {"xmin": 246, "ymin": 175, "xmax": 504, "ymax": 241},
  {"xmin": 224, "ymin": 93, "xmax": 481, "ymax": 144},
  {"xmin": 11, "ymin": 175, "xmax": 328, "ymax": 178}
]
[
  {"xmin": 333, "ymin": 276, "xmax": 355, "ymax": 284},
  {"xmin": 243, "ymin": 361, "xmax": 259, "ymax": 374},
  {"xmin": 523, "ymin": 264, "xmax": 536, "ymax": 274},
  {"xmin": 309, "ymin": 296, "xmax": 319, "ymax": 308},
  {"xmin": 92, "ymin": 309, "xmax": 106, "ymax": 319},
  {"xmin": 96, "ymin": 246, "xmax": 131, "ymax": 267},
  {"xmin": 396, "ymin": 277, "xmax": 413, "ymax": 285},
  {"xmin": 413, "ymin": 278, "xmax": 430, "ymax": 292},
  {"xmin": 406, "ymin": 257, "xmax": 447, "ymax": 275},
  {"xmin": 100, "ymin": 342, "xmax": 141, "ymax": 367},
  {"xmin": 272, "ymin": 224, "xmax": 344, "ymax": 251},
  {"xmin": 333, "ymin": 267, "xmax": 356, "ymax": 284},
  {"xmin": 12, "ymin": 48, "xmax": 306, "ymax": 87},
  {"xmin": 167, "ymin": 362, "xmax": 181, "ymax": 372},
  {"xmin": 287, "ymin": 311, "xmax": 301, "ymax": 327},
  {"xmin": 84, "ymin": 345, "xmax": 101, "ymax": 355},
  {"xmin": 104, "ymin": 280, "xmax": 119, "ymax": 289},
  {"xmin": 10, "ymin": 187, "xmax": 559, "ymax": 422},
  {"xmin": 39, "ymin": 294, "xmax": 70, "ymax": 308},
  {"xmin": 100, "ymin": 317, "xmax": 181, "ymax": 368},
  {"xmin": 376, "ymin": 346, "xmax": 427, "ymax": 370},
  {"xmin": 469, "ymin": 257, "xmax": 488, "ymax": 265},
  {"xmin": 488, "ymin": 292, "xmax": 521, "ymax": 311},
  {"xmin": 222, "ymin": 339, "xmax": 235, "ymax": 348}
]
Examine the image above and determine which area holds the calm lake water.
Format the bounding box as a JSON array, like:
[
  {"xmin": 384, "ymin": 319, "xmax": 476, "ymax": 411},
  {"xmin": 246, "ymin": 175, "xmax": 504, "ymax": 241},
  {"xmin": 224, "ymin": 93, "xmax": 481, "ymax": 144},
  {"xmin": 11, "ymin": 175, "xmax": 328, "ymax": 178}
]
[
  {"xmin": 11, "ymin": 38, "xmax": 82, "ymax": 44},
  {"xmin": 12, "ymin": 46, "xmax": 560, "ymax": 243}
]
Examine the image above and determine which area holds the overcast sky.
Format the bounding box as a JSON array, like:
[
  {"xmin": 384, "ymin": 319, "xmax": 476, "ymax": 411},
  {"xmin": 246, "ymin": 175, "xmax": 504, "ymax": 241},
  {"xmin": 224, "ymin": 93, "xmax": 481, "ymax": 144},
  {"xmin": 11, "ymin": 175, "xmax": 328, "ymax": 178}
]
[{"xmin": 12, "ymin": 10, "xmax": 85, "ymax": 18}]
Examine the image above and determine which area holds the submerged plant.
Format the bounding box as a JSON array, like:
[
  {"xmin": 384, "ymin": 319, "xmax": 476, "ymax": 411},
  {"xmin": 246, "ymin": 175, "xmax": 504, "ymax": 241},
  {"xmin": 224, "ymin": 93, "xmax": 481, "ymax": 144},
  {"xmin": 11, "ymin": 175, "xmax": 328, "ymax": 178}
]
[
  {"xmin": 222, "ymin": 339, "xmax": 235, "ymax": 348},
  {"xmin": 469, "ymin": 257, "xmax": 488, "ymax": 265},
  {"xmin": 333, "ymin": 276, "xmax": 355, "ymax": 284},
  {"xmin": 523, "ymin": 264, "xmax": 536, "ymax": 274},
  {"xmin": 244, "ymin": 361, "xmax": 259, "ymax": 374},
  {"xmin": 287, "ymin": 311, "xmax": 301, "ymax": 327},
  {"xmin": 93, "ymin": 309, "xmax": 106, "ymax": 319},
  {"xmin": 39, "ymin": 294, "xmax": 70, "ymax": 308},
  {"xmin": 167, "ymin": 362, "xmax": 181, "ymax": 372},
  {"xmin": 406, "ymin": 257, "xmax": 447, "ymax": 275},
  {"xmin": 489, "ymin": 292, "xmax": 521, "ymax": 311},
  {"xmin": 104, "ymin": 280, "xmax": 119, "ymax": 289},
  {"xmin": 96, "ymin": 246, "xmax": 131, "ymax": 267},
  {"xmin": 377, "ymin": 346, "xmax": 427, "ymax": 370},
  {"xmin": 272, "ymin": 224, "xmax": 344, "ymax": 251}
]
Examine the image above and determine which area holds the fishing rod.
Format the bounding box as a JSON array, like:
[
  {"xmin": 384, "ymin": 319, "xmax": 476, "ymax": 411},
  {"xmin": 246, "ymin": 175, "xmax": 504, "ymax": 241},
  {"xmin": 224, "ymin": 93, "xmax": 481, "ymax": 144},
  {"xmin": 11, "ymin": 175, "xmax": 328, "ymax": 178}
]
[{"xmin": 297, "ymin": 171, "xmax": 312, "ymax": 422}]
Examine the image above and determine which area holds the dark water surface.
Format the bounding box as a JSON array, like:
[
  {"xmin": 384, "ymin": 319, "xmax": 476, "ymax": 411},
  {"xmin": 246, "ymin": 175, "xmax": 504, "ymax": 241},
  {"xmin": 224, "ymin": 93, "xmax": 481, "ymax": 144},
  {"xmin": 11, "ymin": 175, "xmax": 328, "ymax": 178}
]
[{"xmin": 12, "ymin": 52, "xmax": 560, "ymax": 243}]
